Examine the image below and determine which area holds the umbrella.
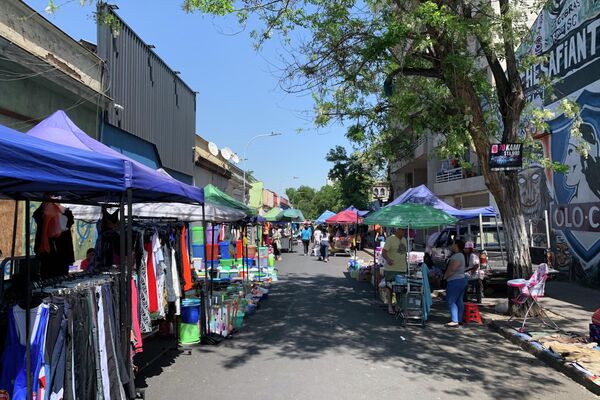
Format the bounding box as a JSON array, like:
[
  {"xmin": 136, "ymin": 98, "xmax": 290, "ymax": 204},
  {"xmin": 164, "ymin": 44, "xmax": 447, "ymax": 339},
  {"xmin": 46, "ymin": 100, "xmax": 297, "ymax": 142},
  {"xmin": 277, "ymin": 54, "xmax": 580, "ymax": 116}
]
[
  {"xmin": 325, "ymin": 209, "xmax": 363, "ymax": 224},
  {"xmin": 363, "ymin": 204, "xmax": 457, "ymax": 228}
]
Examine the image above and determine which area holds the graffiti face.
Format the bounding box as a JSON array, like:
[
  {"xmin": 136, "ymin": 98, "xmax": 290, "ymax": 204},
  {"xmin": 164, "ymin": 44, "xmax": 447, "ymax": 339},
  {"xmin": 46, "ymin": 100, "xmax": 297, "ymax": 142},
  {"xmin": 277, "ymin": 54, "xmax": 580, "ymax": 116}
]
[{"xmin": 519, "ymin": 167, "xmax": 548, "ymax": 222}]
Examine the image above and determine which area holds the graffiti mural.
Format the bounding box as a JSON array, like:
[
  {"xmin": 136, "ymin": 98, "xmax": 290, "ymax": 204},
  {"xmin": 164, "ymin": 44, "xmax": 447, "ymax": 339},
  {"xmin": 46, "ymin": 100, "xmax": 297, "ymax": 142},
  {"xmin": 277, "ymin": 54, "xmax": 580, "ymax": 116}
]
[
  {"xmin": 520, "ymin": 0, "xmax": 600, "ymax": 284},
  {"xmin": 548, "ymin": 89, "xmax": 600, "ymax": 283}
]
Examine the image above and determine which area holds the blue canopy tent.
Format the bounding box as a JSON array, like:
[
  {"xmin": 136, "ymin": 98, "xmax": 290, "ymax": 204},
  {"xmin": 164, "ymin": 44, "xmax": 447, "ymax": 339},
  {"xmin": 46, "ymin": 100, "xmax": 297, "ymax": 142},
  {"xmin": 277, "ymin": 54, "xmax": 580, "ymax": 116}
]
[
  {"xmin": 315, "ymin": 210, "xmax": 335, "ymax": 224},
  {"xmin": 344, "ymin": 205, "xmax": 371, "ymax": 217},
  {"xmin": 1, "ymin": 117, "xmax": 206, "ymax": 398},
  {"xmin": 387, "ymin": 184, "xmax": 496, "ymax": 219},
  {"xmin": 0, "ymin": 123, "xmax": 130, "ymax": 203},
  {"xmin": 28, "ymin": 110, "xmax": 204, "ymax": 204}
]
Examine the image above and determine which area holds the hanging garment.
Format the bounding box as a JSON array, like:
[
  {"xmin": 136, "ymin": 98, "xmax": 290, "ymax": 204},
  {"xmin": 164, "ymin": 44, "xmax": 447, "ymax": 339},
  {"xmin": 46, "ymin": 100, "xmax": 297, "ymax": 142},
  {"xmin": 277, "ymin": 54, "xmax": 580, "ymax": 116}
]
[
  {"xmin": 181, "ymin": 226, "xmax": 193, "ymax": 291},
  {"xmin": 34, "ymin": 204, "xmax": 76, "ymax": 279},
  {"xmin": 0, "ymin": 303, "xmax": 50, "ymax": 400},
  {"xmin": 72, "ymin": 293, "xmax": 97, "ymax": 400},
  {"xmin": 44, "ymin": 298, "xmax": 68, "ymax": 400},
  {"xmin": 152, "ymin": 234, "xmax": 166, "ymax": 318},
  {"xmin": 130, "ymin": 278, "xmax": 143, "ymax": 354},
  {"xmin": 138, "ymin": 250, "xmax": 152, "ymax": 333},
  {"xmin": 144, "ymin": 243, "xmax": 159, "ymax": 313},
  {"xmin": 170, "ymin": 248, "xmax": 182, "ymax": 315},
  {"xmin": 102, "ymin": 284, "xmax": 129, "ymax": 391}
]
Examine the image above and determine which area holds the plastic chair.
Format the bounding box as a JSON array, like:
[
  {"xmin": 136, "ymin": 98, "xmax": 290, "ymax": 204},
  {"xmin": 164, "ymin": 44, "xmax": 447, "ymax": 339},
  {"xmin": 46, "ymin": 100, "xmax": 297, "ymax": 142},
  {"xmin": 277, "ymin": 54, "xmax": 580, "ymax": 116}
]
[{"xmin": 507, "ymin": 263, "xmax": 559, "ymax": 332}]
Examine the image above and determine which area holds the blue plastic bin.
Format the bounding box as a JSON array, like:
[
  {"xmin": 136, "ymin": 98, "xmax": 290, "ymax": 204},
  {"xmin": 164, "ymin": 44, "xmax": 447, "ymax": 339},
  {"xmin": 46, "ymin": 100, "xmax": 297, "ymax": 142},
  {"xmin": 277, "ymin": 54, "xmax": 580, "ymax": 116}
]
[
  {"xmin": 192, "ymin": 244, "xmax": 205, "ymax": 259},
  {"xmin": 219, "ymin": 241, "xmax": 231, "ymax": 259},
  {"xmin": 181, "ymin": 298, "xmax": 201, "ymax": 324}
]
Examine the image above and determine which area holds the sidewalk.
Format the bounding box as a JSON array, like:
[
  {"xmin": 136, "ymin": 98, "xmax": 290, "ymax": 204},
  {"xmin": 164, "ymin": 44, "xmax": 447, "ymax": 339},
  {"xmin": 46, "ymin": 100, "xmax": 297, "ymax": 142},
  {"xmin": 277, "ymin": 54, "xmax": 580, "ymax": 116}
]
[{"xmin": 480, "ymin": 280, "xmax": 600, "ymax": 395}]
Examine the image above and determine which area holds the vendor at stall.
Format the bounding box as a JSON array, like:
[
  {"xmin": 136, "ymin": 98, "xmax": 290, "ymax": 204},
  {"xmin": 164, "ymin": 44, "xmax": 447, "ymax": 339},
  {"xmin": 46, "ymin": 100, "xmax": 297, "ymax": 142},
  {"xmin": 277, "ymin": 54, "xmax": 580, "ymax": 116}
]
[{"xmin": 381, "ymin": 228, "xmax": 408, "ymax": 314}]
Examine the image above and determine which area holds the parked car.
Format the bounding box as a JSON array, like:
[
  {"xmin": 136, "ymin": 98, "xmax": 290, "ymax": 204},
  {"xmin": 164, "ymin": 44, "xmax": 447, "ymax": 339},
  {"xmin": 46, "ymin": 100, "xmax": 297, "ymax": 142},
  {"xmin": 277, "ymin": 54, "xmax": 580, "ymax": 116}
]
[{"xmin": 428, "ymin": 225, "xmax": 558, "ymax": 290}]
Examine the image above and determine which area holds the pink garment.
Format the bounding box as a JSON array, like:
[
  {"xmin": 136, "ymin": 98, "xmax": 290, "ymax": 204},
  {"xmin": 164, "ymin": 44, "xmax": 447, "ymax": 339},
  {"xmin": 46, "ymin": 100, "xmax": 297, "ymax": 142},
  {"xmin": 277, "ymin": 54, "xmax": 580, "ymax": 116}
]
[{"xmin": 131, "ymin": 278, "xmax": 143, "ymax": 354}]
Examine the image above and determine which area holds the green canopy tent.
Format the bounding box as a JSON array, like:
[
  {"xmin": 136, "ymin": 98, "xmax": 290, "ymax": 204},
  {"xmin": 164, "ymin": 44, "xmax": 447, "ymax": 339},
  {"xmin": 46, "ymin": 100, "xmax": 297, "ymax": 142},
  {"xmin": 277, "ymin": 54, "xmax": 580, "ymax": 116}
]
[
  {"xmin": 264, "ymin": 207, "xmax": 284, "ymax": 222},
  {"xmin": 264, "ymin": 207, "xmax": 305, "ymax": 222},
  {"xmin": 204, "ymin": 184, "xmax": 256, "ymax": 217},
  {"xmin": 363, "ymin": 204, "xmax": 458, "ymax": 229},
  {"xmin": 363, "ymin": 204, "xmax": 458, "ymax": 271}
]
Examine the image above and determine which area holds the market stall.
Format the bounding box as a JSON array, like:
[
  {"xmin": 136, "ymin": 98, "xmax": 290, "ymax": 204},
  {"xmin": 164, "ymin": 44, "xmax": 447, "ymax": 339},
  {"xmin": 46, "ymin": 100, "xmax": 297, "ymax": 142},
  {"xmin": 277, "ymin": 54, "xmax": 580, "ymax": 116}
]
[
  {"xmin": 0, "ymin": 120, "xmax": 203, "ymax": 399},
  {"xmin": 325, "ymin": 209, "xmax": 364, "ymax": 256},
  {"xmin": 363, "ymin": 204, "xmax": 457, "ymax": 326}
]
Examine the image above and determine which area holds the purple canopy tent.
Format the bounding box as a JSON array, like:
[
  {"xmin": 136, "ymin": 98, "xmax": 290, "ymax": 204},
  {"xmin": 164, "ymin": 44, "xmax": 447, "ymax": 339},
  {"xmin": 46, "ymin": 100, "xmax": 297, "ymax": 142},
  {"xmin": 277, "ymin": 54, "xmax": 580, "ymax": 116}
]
[
  {"xmin": 386, "ymin": 184, "xmax": 496, "ymax": 219},
  {"xmin": 27, "ymin": 110, "xmax": 204, "ymax": 204}
]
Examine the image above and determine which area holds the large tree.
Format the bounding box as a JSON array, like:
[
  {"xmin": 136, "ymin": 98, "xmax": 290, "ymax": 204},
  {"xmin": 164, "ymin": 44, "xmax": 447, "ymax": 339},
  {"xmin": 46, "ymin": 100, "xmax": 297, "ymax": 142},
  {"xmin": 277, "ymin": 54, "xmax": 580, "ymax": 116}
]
[{"xmin": 183, "ymin": 0, "xmax": 548, "ymax": 286}]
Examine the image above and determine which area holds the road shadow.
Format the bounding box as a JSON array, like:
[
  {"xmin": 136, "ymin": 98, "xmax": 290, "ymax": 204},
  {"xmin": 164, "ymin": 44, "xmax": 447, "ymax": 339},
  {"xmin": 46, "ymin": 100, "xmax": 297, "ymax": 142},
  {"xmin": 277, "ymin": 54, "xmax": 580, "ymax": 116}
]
[{"xmin": 208, "ymin": 269, "xmax": 575, "ymax": 400}]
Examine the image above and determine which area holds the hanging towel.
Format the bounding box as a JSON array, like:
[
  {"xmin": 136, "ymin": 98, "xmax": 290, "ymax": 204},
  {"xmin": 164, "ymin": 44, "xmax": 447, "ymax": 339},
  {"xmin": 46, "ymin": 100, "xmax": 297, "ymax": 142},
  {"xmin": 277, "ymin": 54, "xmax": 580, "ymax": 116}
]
[
  {"xmin": 421, "ymin": 264, "xmax": 432, "ymax": 321},
  {"xmin": 181, "ymin": 226, "xmax": 193, "ymax": 291}
]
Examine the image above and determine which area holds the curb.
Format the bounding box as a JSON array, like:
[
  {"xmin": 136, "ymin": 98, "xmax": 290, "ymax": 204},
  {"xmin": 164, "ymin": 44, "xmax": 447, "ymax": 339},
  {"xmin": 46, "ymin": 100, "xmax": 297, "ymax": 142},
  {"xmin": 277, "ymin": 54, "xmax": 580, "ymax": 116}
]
[{"xmin": 487, "ymin": 319, "xmax": 600, "ymax": 396}]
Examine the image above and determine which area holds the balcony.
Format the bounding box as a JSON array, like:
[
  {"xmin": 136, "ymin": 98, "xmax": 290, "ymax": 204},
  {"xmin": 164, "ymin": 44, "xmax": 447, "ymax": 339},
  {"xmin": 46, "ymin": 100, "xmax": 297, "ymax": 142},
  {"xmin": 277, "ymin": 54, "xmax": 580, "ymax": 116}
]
[
  {"xmin": 434, "ymin": 166, "xmax": 486, "ymax": 196},
  {"xmin": 435, "ymin": 167, "xmax": 463, "ymax": 183}
]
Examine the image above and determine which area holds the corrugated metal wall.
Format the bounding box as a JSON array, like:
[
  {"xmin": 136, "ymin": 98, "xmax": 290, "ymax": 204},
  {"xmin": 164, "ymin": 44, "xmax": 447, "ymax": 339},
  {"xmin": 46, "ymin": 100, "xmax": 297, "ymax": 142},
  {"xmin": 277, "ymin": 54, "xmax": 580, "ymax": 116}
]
[{"xmin": 97, "ymin": 5, "xmax": 196, "ymax": 176}]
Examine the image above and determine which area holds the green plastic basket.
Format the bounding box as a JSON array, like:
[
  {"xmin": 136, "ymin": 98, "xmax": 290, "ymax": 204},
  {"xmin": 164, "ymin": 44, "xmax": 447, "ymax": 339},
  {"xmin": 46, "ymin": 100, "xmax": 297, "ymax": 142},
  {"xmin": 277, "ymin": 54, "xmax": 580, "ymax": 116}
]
[{"xmin": 179, "ymin": 322, "xmax": 200, "ymax": 344}]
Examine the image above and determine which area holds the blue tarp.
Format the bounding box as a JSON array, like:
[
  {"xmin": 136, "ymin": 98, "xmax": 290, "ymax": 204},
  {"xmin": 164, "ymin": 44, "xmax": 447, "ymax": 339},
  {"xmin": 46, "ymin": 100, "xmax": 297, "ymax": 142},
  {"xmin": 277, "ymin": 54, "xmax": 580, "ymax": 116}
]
[
  {"xmin": 0, "ymin": 123, "xmax": 129, "ymax": 202},
  {"xmin": 315, "ymin": 210, "xmax": 335, "ymax": 224},
  {"xmin": 344, "ymin": 205, "xmax": 370, "ymax": 217},
  {"xmin": 28, "ymin": 111, "xmax": 204, "ymax": 204},
  {"xmin": 387, "ymin": 184, "xmax": 496, "ymax": 220}
]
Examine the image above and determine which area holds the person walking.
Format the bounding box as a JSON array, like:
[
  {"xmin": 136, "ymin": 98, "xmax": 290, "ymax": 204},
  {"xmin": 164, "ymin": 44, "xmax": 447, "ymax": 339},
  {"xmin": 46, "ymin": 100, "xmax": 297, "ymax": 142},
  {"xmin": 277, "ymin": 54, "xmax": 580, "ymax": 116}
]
[
  {"xmin": 319, "ymin": 229, "xmax": 330, "ymax": 262},
  {"xmin": 443, "ymin": 239, "xmax": 468, "ymax": 327},
  {"xmin": 381, "ymin": 228, "xmax": 408, "ymax": 315},
  {"xmin": 313, "ymin": 227, "xmax": 323, "ymax": 258},
  {"xmin": 375, "ymin": 226, "xmax": 387, "ymax": 248},
  {"xmin": 271, "ymin": 228, "xmax": 282, "ymax": 261},
  {"xmin": 300, "ymin": 224, "xmax": 312, "ymax": 256}
]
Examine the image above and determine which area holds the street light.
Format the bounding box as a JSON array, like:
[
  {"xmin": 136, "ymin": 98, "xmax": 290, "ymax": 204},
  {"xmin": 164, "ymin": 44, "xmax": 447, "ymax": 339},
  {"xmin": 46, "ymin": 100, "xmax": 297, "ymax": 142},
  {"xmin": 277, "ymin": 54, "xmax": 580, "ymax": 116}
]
[{"xmin": 242, "ymin": 132, "xmax": 282, "ymax": 204}]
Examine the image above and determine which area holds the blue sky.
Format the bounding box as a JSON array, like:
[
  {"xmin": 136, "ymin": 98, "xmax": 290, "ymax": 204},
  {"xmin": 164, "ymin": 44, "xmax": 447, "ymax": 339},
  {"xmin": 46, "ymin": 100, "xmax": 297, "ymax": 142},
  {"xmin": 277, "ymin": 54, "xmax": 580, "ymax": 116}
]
[{"xmin": 26, "ymin": 0, "xmax": 350, "ymax": 197}]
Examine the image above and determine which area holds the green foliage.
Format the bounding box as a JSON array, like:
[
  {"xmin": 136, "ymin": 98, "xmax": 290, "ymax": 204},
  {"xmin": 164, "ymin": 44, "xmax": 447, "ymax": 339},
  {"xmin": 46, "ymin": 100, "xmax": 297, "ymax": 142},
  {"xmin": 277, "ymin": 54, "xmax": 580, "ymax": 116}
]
[
  {"xmin": 285, "ymin": 183, "xmax": 344, "ymax": 220},
  {"xmin": 326, "ymin": 146, "xmax": 373, "ymax": 210}
]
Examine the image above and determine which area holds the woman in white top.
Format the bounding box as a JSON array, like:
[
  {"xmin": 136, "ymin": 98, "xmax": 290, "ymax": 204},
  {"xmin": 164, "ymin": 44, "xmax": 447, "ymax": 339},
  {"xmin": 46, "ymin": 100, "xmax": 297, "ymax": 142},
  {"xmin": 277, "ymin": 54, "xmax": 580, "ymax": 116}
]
[{"xmin": 443, "ymin": 239, "xmax": 468, "ymax": 327}]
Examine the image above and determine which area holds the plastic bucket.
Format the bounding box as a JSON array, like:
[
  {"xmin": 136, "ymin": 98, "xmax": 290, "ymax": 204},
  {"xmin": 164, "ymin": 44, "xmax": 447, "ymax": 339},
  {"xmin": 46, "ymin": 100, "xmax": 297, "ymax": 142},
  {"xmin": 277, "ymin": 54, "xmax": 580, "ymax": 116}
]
[
  {"xmin": 192, "ymin": 244, "xmax": 205, "ymax": 259},
  {"xmin": 219, "ymin": 241, "xmax": 231, "ymax": 259},
  {"xmin": 191, "ymin": 226, "xmax": 204, "ymax": 245},
  {"xmin": 236, "ymin": 240, "xmax": 243, "ymax": 259},
  {"xmin": 268, "ymin": 254, "xmax": 275, "ymax": 268},
  {"xmin": 205, "ymin": 244, "xmax": 219, "ymax": 261},
  {"xmin": 179, "ymin": 322, "xmax": 200, "ymax": 344},
  {"xmin": 247, "ymin": 245, "xmax": 258, "ymax": 258},
  {"xmin": 181, "ymin": 298, "xmax": 201, "ymax": 324},
  {"xmin": 241, "ymin": 258, "xmax": 254, "ymax": 267}
]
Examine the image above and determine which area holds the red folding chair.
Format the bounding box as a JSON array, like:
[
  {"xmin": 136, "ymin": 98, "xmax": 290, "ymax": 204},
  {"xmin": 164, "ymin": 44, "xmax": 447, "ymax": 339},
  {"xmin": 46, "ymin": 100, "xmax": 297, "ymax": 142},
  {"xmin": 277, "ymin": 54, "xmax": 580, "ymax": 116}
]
[{"xmin": 507, "ymin": 263, "xmax": 559, "ymax": 333}]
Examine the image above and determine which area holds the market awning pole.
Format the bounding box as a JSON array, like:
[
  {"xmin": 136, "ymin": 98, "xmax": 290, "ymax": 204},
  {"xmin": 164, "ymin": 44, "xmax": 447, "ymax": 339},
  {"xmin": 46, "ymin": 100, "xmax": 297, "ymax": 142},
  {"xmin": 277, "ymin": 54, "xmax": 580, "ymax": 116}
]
[
  {"xmin": 355, "ymin": 213, "xmax": 358, "ymax": 259},
  {"xmin": 0, "ymin": 201, "xmax": 18, "ymax": 300},
  {"xmin": 201, "ymin": 204, "xmax": 209, "ymax": 337},
  {"xmin": 494, "ymin": 215, "xmax": 505, "ymax": 269},
  {"xmin": 258, "ymin": 223, "xmax": 261, "ymax": 282},
  {"xmin": 544, "ymin": 209, "xmax": 551, "ymax": 250},
  {"xmin": 119, "ymin": 193, "xmax": 127, "ymax": 367},
  {"xmin": 25, "ymin": 198, "xmax": 32, "ymax": 400},
  {"xmin": 479, "ymin": 213, "xmax": 485, "ymax": 250},
  {"xmin": 126, "ymin": 188, "xmax": 135, "ymax": 399}
]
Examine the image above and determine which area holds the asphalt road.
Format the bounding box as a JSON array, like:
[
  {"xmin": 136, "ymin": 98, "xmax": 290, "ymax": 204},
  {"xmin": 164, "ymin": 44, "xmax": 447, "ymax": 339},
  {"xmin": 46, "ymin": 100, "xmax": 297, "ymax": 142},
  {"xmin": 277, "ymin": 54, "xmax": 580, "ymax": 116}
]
[{"xmin": 138, "ymin": 252, "xmax": 597, "ymax": 400}]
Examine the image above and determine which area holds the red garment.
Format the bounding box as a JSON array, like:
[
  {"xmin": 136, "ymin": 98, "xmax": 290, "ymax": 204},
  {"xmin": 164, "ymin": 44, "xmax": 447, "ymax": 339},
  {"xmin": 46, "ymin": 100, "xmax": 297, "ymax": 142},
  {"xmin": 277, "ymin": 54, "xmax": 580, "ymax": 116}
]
[
  {"xmin": 181, "ymin": 226, "xmax": 193, "ymax": 291},
  {"xmin": 131, "ymin": 278, "xmax": 143, "ymax": 354},
  {"xmin": 144, "ymin": 243, "xmax": 159, "ymax": 313},
  {"xmin": 80, "ymin": 259, "xmax": 90, "ymax": 271}
]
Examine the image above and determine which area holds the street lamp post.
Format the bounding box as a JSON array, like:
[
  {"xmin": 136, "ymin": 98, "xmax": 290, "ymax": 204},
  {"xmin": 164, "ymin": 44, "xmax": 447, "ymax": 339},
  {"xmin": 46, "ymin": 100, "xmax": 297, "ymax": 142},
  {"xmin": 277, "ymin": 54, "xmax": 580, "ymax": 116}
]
[{"xmin": 242, "ymin": 132, "xmax": 282, "ymax": 205}]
